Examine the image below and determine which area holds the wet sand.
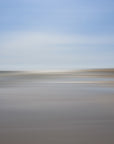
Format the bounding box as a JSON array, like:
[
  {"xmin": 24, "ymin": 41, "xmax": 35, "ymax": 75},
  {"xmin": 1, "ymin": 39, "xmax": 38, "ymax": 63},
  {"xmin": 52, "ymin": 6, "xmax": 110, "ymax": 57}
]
[{"xmin": 0, "ymin": 70, "xmax": 114, "ymax": 144}]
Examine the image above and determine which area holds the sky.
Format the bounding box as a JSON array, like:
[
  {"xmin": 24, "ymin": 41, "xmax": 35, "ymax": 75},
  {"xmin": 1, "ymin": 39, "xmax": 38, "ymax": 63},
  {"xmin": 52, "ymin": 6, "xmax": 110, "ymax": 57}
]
[{"xmin": 0, "ymin": 0, "xmax": 114, "ymax": 70}]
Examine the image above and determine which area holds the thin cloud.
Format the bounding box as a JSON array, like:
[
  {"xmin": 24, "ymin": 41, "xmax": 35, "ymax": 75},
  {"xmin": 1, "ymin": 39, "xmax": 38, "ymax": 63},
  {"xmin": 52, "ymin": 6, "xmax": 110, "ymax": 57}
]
[
  {"xmin": 0, "ymin": 31, "xmax": 114, "ymax": 70},
  {"xmin": 1, "ymin": 31, "xmax": 114, "ymax": 49}
]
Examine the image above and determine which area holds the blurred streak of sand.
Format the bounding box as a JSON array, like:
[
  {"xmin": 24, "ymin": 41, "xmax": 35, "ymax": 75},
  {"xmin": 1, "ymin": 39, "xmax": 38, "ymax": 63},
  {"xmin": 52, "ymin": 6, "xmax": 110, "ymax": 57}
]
[{"xmin": 0, "ymin": 69, "xmax": 114, "ymax": 144}]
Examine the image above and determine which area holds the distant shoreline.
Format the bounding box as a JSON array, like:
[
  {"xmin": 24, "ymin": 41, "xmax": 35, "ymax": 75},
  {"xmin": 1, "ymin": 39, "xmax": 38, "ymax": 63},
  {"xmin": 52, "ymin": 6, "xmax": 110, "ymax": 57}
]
[{"xmin": 0, "ymin": 68, "xmax": 114, "ymax": 73}]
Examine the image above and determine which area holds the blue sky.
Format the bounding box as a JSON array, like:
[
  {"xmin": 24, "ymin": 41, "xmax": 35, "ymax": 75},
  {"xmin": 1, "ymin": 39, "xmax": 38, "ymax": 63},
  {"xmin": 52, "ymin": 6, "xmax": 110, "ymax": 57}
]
[{"xmin": 0, "ymin": 0, "xmax": 114, "ymax": 70}]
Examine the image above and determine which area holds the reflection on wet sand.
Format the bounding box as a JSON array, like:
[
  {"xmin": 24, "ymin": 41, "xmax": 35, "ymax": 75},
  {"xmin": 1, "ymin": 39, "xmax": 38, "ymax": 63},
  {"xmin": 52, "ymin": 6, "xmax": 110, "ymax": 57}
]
[{"xmin": 0, "ymin": 69, "xmax": 114, "ymax": 144}]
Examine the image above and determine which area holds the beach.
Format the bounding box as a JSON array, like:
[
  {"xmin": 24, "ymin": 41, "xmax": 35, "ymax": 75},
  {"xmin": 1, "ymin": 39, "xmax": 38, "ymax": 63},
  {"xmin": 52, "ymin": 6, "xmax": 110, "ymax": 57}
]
[{"xmin": 0, "ymin": 70, "xmax": 114, "ymax": 144}]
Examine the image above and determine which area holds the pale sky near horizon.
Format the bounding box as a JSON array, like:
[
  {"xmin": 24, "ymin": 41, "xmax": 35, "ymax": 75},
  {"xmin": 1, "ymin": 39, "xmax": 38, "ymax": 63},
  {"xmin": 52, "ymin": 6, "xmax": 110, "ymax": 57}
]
[{"xmin": 0, "ymin": 0, "xmax": 114, "ymax": 70}]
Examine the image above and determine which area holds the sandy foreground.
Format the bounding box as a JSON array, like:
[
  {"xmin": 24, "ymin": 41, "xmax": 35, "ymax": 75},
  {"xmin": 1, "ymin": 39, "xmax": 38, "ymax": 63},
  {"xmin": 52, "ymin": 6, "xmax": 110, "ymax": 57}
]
[{"xmin": 0, "ymin": 70, "xmax": 114, "ymax": 144}]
